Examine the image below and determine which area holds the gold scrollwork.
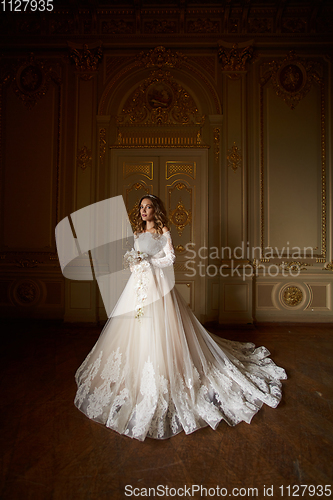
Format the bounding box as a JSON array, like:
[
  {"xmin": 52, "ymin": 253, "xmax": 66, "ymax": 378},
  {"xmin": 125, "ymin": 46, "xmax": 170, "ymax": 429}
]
[
  {"xmin": 280, "ymin": 261, "xmax": 312, "ymax": 272},
  {"xmin": 99, "ymin": 128, "xmax": 106, "ymax": 166},
  {"xmin": 169, "ymin": 201, "xmax": 192, "ymax": 236},
  {"xmin": 322, "ymin": 261, "xmax": 333, "ymax": 272},
  {"xmin": 282, "ymin": 286, "xmax": 303, "ymax": 307},
  {"xmin": 227, "ymin": 142, "xmax": 242, "ymax": 172},
  {"xmin": 77, "ymin": 145, "xmax": 92, "ymax": 171},
  {"xmin": 175, "ymin": 245, "xmax": 186, "ymax": 253},
  {"xmin": 119, "ymin": 70, "xmax": 203, "ymax": 126},
  {"xmin": 214, "ymin": 128, "xmax": 220, "ymax": 165}
]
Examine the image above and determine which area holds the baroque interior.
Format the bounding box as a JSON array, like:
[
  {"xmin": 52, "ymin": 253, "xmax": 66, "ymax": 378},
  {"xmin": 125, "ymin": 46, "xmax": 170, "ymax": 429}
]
[{"xmin": 0, "ymin": 0, "xmax": 332, "ymax": 323}]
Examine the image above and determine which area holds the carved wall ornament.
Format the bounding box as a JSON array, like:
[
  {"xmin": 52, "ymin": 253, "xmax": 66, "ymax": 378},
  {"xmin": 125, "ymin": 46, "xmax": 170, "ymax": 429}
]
[
  {"xmin": 13, "ymin": 280, "xmax": 40, "ymax": 306},
  {"xmin": 144, "ymin": 20, "xmax": 177, "ymax": 34},
  {"xmin": 218, "ymin": 42, "xmax": 253, "ymax": 72},
  {"xmin": 99, "ymin": 128, "xmax": 107, "ymax": 166},
  {"xmin": 101, "ymin": 20, "xmax": 134, "ymax": 34},
  {"xmin": 69, "ymin": 43, "xmax": 103, "ymax": 80},
  {"xmin": 77, "ymin": 145, "xmax": 92, "ymax": 171},
  {"xmin": 282, "ymin": 286, "xmax": 303, "ymax": 307},
  {"xmin": 118, "ymin": 70, "xmax": 204, "ymax": 127},
  {"xmin": 168, "ymin": 182, "xmax": 192, "ymax": 237},
  {"xmin": 323, "ymin": 261, "xmax": 333, "ymax": 272},
  {"xmin": 248, "ymin": 18, "xmax": 272, "ymax": 34},
  {"xmin": 227, "ymin": 142, "xmax": 242, "ymax": 172},
  {"xmin": 282, "ymin": 18, "xmax": 307, "ymax": 34},
  {"xmin": 187, "ymin": 18, "xmax": 220, "ymax": 34},
  {"xmin": 11, "ymin": 53, "xmax": 61, "ymax": 109},
  {"xmin": 169, "ymin": 200, "xmax": 192, "ymax": 237},
  {"xmin": 136, "ymin": 46, "xmax": 187, "ymax": 69},
  {"xmin": 280, "ymin": 261, "xmax": 312, "ymax": 272},
  {"xmin": 214, "ymin": 128, "xmax": 220, "ymax": 164},
  {"xmin": 261, "ymin": 51, "xmax": 322, "ymax": 110},
  {"xmin": 14, "ymin": 258, "xmax": 43, "ymax": 268}
]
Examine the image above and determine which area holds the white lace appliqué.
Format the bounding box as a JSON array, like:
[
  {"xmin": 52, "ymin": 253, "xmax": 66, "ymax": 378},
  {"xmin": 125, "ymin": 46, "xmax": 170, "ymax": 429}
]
[{"xmin": 132, "ymin": 259, "xmax": 151, "ymax": 320}]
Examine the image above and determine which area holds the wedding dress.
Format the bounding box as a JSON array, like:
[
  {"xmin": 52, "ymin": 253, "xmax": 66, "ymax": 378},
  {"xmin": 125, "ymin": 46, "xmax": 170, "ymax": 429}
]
[{"xmin": 74, "ymin": 231, "xmax": 287, "ymax": 441}]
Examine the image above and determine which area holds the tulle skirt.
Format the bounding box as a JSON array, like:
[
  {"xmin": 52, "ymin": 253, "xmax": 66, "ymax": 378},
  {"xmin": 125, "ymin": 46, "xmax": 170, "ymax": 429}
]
[{"xmin": 74, "ymin": 269, "xmax": 287, "ymax": 441}]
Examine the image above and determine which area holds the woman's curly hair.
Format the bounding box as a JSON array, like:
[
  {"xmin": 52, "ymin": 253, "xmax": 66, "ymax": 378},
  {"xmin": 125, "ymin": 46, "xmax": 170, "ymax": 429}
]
[{"xmin": 133, "ymin": 194, "xmax": 169, "ymax": 235}]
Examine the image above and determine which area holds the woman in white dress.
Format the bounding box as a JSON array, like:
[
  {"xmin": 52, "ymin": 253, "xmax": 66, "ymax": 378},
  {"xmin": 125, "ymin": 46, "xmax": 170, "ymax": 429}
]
[{"xmin": 74, "ymin": 195, "xmax": 287, "ymax": 441}]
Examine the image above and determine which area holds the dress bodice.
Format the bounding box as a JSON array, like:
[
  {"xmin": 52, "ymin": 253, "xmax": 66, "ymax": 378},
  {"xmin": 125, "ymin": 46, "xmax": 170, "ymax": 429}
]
[
  {"xmin": 134, "ymin": 232, "xmax": 168, "ymax": 256},
  {"xmin": 134, "ymin": 231, "xmax": 175, "ymax": 268}
]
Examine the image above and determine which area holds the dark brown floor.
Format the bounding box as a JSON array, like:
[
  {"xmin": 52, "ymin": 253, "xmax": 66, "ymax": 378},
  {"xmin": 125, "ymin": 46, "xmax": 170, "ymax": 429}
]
[{"xmin": 1, "ymin": 320, "xmax": 332, "ymax": 500}]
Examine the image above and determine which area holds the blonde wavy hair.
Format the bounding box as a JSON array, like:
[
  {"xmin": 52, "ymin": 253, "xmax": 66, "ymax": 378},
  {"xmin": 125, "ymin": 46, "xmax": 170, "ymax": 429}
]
[{"xmin": 133, "ymin": 195, "xmax": 169, "ymax": 235}]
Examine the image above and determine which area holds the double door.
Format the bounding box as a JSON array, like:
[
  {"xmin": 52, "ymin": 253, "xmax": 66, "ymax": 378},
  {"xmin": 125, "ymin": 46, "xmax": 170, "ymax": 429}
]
[{"xmin": 110, "ymin": 148, "xmax": 208, "ymax": 319}]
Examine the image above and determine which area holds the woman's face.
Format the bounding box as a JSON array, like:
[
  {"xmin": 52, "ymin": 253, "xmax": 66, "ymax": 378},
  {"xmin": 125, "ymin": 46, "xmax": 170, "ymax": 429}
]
[{"xmin": 140, "ymin": 198, "xmax": 155, "ymax": 222}]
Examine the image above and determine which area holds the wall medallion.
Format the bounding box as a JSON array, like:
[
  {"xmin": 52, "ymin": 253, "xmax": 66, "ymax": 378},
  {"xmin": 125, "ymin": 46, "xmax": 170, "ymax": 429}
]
[
  {"xmin": 147, "ymin": 82, "xmax": 173, "ymax": 110},
  {"xmin": 77, "ymin": 145, "xmax": 92, "ymax": 171},
  {"xmin": 12, "ymin": 279, "xmax": 41, "ymax": 306},
  {"xmin": 282, "ymin": 286, "xmax": 303, "ymax": 307},
  {"xmin": 12, "ymin": 53, "xmax": 60, "ymax": 109},
  {"xmin": 261, "ymin": 51, "xmax": 322, "ymax": 110}
]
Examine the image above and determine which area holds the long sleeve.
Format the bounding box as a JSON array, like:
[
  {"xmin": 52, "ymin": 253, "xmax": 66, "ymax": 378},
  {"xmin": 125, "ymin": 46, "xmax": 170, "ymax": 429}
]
[{"xmin": 150, "ymin": 231, "xmax": 176, "ymax": 268}]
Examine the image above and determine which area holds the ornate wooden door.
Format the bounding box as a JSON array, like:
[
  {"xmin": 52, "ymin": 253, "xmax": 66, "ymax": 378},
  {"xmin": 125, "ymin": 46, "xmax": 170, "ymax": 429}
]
[{"xmin": 111, "ymin": 148, "xmax": 208, "ymax": 320}]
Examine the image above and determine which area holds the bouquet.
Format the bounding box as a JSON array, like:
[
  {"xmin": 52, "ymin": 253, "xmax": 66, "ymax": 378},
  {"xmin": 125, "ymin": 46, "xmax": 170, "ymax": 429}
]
[{"xmin": 124, "ymin": 249, "xmax": 149, "ymax": 270}]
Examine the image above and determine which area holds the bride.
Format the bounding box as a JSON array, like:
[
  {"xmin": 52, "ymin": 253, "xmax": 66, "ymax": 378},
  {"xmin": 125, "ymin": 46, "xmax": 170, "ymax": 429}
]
[{"xmin": 74, "ymin": 195, "xmax": 287, "ymax": 441}]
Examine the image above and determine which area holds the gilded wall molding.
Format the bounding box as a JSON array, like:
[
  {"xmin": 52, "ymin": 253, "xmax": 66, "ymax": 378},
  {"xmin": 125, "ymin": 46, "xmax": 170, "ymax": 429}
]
[
  {"xmin": 259, "ymin": 52, "xmax": 326, "ymax": 260},
  {"xmin": 99, "ymin": 128, "xmax": 107, "ymax": 166},
  {"xmin": 227, "ymin": 142, "xmax": 242, "ymax": 172},
  {"xmin": 214, "ymin": 128, "xmax": 220, "ymax": 165},
  {"xmin": 77, "ymin": 145, "xmax": 92, "ymax": 171}
]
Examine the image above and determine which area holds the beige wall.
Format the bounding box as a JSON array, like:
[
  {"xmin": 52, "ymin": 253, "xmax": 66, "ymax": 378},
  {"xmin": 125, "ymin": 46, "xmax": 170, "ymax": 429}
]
[{"xmin": 0, "ymin": 2, "xmax": 332, "ymax": 323}]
